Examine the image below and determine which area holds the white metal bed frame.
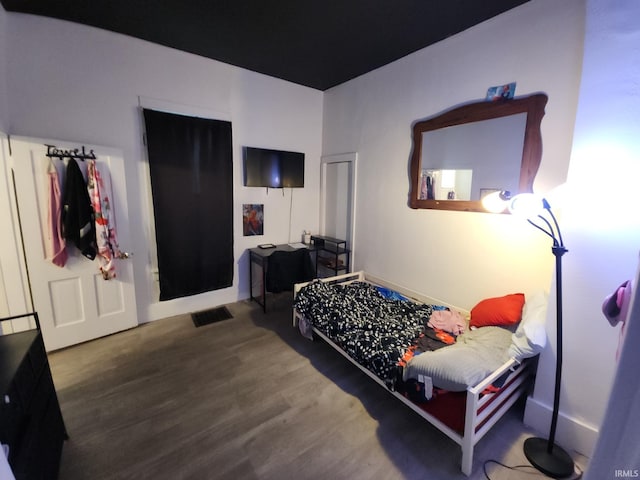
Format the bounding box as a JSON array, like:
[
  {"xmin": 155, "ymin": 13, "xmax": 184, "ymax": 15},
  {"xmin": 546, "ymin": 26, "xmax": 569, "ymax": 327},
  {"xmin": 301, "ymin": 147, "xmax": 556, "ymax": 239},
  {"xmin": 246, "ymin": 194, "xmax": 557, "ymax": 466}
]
[{"xmin": 293, "ymin": 271, "xmax": 534, "ymax": 476}]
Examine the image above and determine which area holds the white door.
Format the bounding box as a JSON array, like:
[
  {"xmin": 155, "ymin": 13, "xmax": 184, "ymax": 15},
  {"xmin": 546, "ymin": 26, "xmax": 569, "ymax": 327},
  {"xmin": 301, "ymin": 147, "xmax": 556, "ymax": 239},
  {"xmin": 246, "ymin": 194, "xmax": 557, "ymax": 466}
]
[
  {"xmin": 0, "ymin": 134, "xmax": 31, "ymax": 327},
  {"xmin": 9, "ymin": 137, "xmax": 137, "ymax": 351},
  {"xmin": 320, "ymin": 153, "xmax": 357, "ymax": 269}
]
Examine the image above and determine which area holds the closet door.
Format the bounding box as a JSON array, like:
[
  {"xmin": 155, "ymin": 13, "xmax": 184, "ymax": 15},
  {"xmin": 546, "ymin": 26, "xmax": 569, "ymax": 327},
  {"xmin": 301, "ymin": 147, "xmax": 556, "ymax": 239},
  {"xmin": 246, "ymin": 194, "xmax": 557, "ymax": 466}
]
[{"xmin": 9, "ymin": 137, "xmax": 137, "ymax": 351}]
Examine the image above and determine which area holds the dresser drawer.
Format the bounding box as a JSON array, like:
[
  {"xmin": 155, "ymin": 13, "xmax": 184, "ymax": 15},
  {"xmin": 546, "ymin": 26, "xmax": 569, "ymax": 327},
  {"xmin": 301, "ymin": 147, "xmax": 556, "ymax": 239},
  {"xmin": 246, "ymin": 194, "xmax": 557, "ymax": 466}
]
[
  {"xmin": 0, "ymin": 376, "xmax": 28, "ymax": 447},
  {"xmin": 27, "ymin": 333, "xmax": 47, "ymax": 378},
  {"xmin": 12, "ymin": 356, "xmax": 36, "ymax": 409},
  {"xmin": 11, "ymin": 393, "xmax": 66, "ymax": 480},
  {"xmin": 0, "ymin": 327, "xmax": 66, "ymax": 480}
]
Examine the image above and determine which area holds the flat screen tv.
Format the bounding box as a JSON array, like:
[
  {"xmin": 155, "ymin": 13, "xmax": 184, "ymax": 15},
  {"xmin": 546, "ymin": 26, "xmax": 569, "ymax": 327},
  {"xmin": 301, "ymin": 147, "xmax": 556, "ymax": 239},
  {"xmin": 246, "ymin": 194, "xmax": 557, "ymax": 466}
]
[{"xmin": 243, "ymin": 146, "xmax": 304, "ymax": 188}]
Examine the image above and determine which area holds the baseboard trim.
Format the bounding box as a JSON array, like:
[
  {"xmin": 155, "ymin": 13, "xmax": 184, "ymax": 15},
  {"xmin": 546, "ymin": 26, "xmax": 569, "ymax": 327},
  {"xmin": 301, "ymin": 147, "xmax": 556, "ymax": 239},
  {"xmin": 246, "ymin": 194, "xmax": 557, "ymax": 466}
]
[{"xmin": 524, "ymin": 396, "xmax": 598, "ymax": 458}]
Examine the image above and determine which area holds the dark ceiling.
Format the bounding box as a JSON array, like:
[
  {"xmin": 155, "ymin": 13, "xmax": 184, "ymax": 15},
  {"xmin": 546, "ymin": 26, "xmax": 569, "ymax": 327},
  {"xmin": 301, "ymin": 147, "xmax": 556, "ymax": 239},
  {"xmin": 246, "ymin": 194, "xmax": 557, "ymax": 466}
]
[{"xmin": 1, "ymin": 0, "xmax": 529, "ymax": 91}]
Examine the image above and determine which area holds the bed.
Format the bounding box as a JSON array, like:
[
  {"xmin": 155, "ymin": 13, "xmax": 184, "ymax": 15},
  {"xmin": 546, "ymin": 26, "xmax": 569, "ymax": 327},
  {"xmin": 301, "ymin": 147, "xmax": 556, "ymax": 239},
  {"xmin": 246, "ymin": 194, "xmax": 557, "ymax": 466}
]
[{"xmin": 293, "ymin": 271, "xmax": 546, "ymax": 476}]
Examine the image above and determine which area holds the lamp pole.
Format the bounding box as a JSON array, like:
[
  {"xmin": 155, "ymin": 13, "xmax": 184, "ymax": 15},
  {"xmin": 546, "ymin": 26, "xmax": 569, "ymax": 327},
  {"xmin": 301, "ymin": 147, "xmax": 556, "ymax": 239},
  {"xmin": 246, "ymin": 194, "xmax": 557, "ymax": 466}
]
[
  {"xmin": 523, "ymin": 241, "xmax": 574, "ymax": 478},
  {"xmin": 548, "ymin": 244, "xmax": 567, "ymax": 450},
  {"xmin": 484, "ymin": 192, "xmax": 577, "ymax": 477}
]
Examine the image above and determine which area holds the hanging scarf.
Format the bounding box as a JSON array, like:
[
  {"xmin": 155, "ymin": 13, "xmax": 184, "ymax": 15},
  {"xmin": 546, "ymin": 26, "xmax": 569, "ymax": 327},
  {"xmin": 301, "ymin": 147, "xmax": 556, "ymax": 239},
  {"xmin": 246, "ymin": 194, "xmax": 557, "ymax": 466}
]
[
  {"xmin": 46, "ymin": 161, "xmax": 68, "ymax": 267},
  {"xmin": 87, "ymin": 159, "xmax": 121, "ymax": 279}
]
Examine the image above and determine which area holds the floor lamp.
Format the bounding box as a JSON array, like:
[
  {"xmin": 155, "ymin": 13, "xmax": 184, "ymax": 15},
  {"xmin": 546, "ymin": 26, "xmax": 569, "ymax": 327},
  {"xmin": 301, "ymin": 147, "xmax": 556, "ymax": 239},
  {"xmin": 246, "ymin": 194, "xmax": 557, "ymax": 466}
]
[{"xmin": 508, "ymin": 193, "xmax": 575, "ymax": 479}]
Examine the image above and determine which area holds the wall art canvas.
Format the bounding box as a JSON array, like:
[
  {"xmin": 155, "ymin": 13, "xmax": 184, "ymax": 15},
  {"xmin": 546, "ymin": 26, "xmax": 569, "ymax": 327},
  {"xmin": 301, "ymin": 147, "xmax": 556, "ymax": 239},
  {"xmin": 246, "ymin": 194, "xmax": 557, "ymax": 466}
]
[{"xmin": 243, "ymin": 204, "xmax": 264, "ymax": 236}]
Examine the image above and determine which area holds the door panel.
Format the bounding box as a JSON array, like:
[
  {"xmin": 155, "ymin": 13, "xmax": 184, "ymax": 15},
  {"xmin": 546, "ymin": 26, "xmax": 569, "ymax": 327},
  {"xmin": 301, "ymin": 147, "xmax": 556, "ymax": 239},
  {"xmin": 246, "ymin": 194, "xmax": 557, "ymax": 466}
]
[
  {"xmin": 0, "ymin": 134, "xmax": 34, "ymax": 334},
  {"xmin": 10, "ymin": 137, "xmax": 137, "ymax": 350}
]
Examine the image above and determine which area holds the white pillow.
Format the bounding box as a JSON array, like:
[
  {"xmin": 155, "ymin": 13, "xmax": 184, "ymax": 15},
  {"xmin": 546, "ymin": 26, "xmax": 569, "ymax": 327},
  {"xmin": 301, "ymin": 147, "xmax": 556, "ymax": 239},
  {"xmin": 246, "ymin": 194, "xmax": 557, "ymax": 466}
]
[{"xmin": 508, "ymin": 290, "xmax": 548, "ymax": 361}]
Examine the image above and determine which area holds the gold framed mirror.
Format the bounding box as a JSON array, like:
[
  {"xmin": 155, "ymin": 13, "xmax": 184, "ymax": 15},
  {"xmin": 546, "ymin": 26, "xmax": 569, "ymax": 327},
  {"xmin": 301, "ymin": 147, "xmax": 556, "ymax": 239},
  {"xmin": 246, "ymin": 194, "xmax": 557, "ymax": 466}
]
[{"xmin": 408, "ymin": 93, "xmax": 548, "ymax": 212}]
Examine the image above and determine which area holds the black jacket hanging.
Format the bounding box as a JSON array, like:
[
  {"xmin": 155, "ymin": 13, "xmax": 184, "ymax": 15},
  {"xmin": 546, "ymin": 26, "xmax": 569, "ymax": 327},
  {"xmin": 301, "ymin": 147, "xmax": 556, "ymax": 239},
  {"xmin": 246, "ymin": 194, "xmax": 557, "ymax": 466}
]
[
  {"xmin": 61, "ymin": 158, "xmax": 97, "ymax": 260},
  {"xmin": 266, "ymin": 249, "xmax": 315, "ymax": 293}
]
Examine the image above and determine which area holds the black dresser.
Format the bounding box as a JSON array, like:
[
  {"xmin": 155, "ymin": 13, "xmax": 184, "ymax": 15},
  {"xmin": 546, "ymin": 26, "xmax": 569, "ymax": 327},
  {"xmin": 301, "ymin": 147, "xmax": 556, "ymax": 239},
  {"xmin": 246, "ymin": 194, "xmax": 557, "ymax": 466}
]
[{"xmin": 0, "ymin": 325, "xmax": 66, "ymax": 479}]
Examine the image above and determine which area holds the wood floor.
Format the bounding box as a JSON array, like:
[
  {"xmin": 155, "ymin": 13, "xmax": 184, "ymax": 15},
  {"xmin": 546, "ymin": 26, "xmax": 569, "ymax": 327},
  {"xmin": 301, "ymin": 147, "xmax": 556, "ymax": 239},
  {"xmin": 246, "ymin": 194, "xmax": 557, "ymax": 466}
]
[{"xmin": 48, "ymin": 293, "xmax": 586, "ymax": 480}]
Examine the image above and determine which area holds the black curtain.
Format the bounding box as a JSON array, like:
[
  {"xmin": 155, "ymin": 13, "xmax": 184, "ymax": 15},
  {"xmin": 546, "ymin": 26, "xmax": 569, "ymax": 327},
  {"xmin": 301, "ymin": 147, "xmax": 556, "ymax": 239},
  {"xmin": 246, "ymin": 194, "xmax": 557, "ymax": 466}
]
[{"xmin": 143, "ymin": 109, "xmax": 234, "ymax": 301}]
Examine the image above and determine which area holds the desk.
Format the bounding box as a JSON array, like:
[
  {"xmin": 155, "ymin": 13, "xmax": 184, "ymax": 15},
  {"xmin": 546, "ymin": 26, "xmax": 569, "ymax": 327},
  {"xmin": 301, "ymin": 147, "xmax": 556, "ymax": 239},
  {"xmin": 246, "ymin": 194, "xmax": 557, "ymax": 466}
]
[{"xmin": 249, "ymin": 244, "xmax": 314, "ymax": 312}]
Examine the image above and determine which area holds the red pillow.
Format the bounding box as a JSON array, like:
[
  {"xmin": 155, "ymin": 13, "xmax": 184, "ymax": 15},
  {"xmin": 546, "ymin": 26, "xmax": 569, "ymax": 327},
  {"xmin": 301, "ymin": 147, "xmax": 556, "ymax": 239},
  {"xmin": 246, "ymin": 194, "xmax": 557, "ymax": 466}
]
[{"xmin": 470, "ymin": 293, "xmax": 525, "ymax": 327}]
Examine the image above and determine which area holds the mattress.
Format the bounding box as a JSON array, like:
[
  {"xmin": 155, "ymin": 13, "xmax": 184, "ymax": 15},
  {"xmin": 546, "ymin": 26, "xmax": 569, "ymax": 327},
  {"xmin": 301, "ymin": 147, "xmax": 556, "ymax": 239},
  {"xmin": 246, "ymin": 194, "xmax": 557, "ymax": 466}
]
[
  {"xmin": 294, "ymin": 279, "xmax": 441, "ymax": 385},
  {"xmin": 294, "ymin": 279, "xmax": 513, "ymax": 393},
  {"xmin": 402, "ymin": 325, "xmax": 512, "ymax": 391}
]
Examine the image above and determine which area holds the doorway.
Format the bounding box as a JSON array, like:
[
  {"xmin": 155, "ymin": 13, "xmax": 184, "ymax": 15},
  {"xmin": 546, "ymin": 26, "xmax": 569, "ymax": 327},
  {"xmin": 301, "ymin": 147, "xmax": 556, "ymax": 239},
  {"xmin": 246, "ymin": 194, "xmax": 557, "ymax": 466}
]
[{"xmin": 320, "ymin": 153, "xmax": 357, "ymax": 269}]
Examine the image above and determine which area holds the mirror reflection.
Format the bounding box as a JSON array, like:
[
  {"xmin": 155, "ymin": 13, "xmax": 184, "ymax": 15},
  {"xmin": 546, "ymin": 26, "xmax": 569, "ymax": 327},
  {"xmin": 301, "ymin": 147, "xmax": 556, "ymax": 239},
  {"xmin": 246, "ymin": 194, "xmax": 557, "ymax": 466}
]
[
  {"xmin": 419, "ymin": 113, "xmax": 526, "ymax": 201},
  {"xmin": 409, "ymin": 93, "xmax": 548, "ymax": 212},
  {"xmin": 419, "ymin": 169, "xmax": 473, "ymax": 200}
]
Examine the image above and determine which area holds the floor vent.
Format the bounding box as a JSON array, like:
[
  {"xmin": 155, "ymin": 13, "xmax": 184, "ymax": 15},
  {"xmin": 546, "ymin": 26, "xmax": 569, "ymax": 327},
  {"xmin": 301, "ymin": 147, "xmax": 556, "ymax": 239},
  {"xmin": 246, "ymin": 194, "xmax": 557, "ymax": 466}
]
[{"xmin": 192, "ymin": 306, "xmax": 233, "ymax": 327}]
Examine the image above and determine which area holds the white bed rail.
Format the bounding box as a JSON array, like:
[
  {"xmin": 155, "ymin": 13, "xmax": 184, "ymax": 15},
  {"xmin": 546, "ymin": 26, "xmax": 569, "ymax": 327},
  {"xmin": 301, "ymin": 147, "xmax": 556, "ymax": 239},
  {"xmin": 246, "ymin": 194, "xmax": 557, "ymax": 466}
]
[
  {"xmin": 310, "ymin": 325, "xmax": 533, "ymax": 476},
  {"xmin": 293, "ymin": 271, "xmax": 365, "ymax": 296},
  {"xmin": 461, "ymin": 358, "xmax": 531, "ymax": 474}
]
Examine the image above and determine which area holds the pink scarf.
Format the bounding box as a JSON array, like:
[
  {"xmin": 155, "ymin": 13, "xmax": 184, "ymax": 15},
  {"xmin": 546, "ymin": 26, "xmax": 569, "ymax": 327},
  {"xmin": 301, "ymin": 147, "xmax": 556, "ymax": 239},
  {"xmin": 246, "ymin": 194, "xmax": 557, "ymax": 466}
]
[{"xmin": 47, "ymin": 164, "xmax": 68, "ymax": 267}]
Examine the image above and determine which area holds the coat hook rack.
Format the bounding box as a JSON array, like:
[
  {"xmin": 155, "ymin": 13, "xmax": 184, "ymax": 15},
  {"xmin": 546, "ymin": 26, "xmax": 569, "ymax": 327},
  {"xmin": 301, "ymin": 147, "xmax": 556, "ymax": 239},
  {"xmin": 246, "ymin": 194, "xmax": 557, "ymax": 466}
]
[{"xmin": 45, "ymin": 144, "xmax": 97, "ymax": 161}]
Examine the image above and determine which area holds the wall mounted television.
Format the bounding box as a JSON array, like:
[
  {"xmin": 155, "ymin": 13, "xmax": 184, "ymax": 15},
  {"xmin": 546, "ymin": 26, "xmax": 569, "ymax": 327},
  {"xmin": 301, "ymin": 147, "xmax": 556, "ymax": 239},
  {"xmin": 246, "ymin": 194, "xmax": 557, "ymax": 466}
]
[{"xmin": 243, "ymin": 146, "xmax": 305, "ymax": 188}]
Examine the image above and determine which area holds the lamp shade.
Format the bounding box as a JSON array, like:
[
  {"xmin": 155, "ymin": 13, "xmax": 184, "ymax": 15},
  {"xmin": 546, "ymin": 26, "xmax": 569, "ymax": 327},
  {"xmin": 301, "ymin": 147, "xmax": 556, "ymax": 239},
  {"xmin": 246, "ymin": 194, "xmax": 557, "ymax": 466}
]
[
  {"xmin": 481, "ymin": 190, "xmax": 510, "ymax": 213},
  {"xmin": 508, "ymin": 193, "xmax": 545, "ymax": 219}
]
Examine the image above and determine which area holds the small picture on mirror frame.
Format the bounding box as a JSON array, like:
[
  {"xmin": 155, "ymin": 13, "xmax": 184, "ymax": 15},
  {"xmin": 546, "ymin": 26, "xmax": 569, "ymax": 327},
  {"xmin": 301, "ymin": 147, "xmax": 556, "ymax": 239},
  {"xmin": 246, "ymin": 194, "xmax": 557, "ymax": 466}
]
[{"xmin": 486, "ymin": 82, "xmax": 516, "ymax": 101}]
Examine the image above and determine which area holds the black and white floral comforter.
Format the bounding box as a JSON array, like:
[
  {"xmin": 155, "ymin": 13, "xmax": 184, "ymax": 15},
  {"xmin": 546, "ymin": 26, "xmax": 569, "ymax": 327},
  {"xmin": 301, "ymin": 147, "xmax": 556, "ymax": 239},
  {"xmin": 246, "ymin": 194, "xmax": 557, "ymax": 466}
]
[{"xmin": 293, "ymin": 280, "xmax": 437, "ymax": 386}]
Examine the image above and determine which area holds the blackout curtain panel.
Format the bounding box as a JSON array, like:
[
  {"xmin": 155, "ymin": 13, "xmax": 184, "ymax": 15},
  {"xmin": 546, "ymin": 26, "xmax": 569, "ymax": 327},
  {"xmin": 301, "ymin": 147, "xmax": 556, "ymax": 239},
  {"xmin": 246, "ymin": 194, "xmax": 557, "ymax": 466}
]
[{"xmin": 143, "ymin": 109, "xmax": 234, "ymax": 301}]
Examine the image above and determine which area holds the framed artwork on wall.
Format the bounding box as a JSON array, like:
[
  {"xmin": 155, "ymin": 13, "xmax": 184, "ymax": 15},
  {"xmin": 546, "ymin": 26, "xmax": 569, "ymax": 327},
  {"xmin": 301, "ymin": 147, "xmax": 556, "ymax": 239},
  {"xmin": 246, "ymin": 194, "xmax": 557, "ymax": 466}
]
[{"xmin": 243, "ymin": 204, "xmax": 264, "ymax": 236}]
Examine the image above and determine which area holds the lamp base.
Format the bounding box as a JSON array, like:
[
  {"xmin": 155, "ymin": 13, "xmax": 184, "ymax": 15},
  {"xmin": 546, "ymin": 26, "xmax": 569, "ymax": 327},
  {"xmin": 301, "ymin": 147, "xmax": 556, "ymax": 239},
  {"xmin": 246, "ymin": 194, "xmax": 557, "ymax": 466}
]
[{"xmin": 524, "ymin": 437, "xmax": 574, "ymax": 478}]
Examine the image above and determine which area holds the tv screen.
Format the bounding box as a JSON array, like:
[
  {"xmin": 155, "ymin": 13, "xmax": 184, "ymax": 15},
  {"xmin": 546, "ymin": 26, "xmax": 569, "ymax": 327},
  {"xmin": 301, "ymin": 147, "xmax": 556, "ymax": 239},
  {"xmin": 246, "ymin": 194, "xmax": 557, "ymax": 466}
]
[{"xmin": 243, "ymin": 146, "xmax": 304, "ymax": 188}]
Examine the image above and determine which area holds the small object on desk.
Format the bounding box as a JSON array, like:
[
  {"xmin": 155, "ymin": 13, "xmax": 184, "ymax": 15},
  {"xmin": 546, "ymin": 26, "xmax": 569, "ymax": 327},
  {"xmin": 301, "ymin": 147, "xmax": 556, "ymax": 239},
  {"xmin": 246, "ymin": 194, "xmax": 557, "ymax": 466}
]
[
  {"xmin": 258, "ymin": 243, "xmax": 276, "ymax": 249},
  {"xmin": 288, "ymin": 242, "xmax": 308, "ymax": 249}
]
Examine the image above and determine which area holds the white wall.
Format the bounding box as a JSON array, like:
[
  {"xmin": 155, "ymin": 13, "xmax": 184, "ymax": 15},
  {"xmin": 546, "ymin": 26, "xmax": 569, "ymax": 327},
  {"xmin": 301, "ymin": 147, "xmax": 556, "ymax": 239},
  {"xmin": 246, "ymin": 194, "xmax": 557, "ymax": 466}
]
[
  {"xmin": 323, "ymin": 0, "xmax": 583, "ymax": 308},
  {"xmin": 3, "ymin": 12, "xmax": 323, "ymax": 322},
  {"xmin": 0, "ymin": 7, "xmax": 8, "ymax": 132},
  {"xmin": 0, "ymin": 2, "xmax": 8, "ymax": 315},
  {"xmin": 322, "ymin": 0, "xmax": 595, "ymax": 455},
  {"xmin": 525, "ymin": 0, "xmax": 640, "ymax": 460}
]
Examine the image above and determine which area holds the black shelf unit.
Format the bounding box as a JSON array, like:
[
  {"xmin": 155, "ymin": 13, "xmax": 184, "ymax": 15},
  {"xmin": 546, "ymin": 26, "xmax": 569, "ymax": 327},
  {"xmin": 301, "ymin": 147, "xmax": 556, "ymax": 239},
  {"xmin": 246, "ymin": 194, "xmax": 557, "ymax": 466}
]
[{"xmin": 311, "ymin": 235, "xmax": 351, "ymax": 277}]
